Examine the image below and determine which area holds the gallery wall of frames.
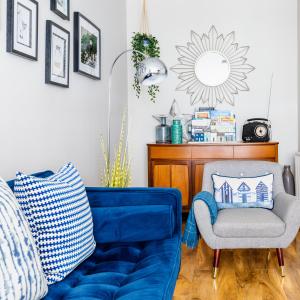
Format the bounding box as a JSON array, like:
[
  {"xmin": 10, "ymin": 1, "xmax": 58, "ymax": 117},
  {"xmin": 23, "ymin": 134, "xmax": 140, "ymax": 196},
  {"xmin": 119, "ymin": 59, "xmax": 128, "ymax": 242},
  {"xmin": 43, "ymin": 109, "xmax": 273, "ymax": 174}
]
[{"xmin": 7, "ymin": 0, "xmax": 101, "ymax": 87}]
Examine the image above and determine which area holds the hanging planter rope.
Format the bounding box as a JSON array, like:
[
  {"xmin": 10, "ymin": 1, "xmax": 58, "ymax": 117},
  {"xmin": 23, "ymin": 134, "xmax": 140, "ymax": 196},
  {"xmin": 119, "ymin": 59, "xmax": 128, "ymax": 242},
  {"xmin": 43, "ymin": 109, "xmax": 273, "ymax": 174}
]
[
  {"xmin": 131, "ymin": 0, "xmax": 161, "ymax": 103},
  {"xmin": 140, "ymin": 0, "xmax": 150, "ymax": 34}
]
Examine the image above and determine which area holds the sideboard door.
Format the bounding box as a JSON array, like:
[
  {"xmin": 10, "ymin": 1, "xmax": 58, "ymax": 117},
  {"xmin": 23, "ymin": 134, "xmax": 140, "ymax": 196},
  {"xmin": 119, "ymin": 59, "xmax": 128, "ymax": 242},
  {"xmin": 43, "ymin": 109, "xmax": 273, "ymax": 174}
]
[
  {"xmin": 192, "ymin": 162, "xmax": 204, "ymax": 196},
  {"xmin": 151, "ymin": 161, "xmax": 191, "ymax": 210}
]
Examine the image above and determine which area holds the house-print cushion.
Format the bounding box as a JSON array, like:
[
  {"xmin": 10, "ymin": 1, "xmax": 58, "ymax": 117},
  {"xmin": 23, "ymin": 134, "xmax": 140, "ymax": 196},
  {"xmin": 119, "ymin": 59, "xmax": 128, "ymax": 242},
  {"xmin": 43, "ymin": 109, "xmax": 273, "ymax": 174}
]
[
  {"xmin": 14, "ymin": 163, "xmax": 96, "ymax": 284},
  {"xmin": 0, "ymin": 178, "xmax": 48, "ymax": 300},
  {"xmin": 212, "ymin": 173, "xmax": 274, "ymax": 209}
]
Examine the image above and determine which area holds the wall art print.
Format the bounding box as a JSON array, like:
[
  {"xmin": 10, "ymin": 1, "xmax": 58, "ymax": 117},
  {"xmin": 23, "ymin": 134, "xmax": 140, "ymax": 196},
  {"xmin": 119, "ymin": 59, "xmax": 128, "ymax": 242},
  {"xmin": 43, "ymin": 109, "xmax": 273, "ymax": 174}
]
[
  {"xmin": 7, "ymin": 0, "xmax": 39, "ymax": 60},
  {"xmin": 45, "ymin": 20, "xmax": 70, "ymax": 88},
  {"xmin": 50, "ymin": 0, "xmax": 70, "ymax": 20},
  {"xmin": 74, "ymin": 12, "xmax": 101, "ymax": 80}
]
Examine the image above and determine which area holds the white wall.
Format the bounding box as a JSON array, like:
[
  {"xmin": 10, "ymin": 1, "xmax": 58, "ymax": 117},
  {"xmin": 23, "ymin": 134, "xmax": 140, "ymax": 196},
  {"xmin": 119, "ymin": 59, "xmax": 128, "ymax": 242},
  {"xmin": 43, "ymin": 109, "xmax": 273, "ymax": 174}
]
[
  {"xmin": 0, "ymin": 0, "xmax": 127, "ymax": 185},
  {"xmin": 127, "ymin": 0, "xmax": 299, "ymax": 186},
  {"xmin": 298, "ymin": 0, "xmax": 300, "ymax": 151}
]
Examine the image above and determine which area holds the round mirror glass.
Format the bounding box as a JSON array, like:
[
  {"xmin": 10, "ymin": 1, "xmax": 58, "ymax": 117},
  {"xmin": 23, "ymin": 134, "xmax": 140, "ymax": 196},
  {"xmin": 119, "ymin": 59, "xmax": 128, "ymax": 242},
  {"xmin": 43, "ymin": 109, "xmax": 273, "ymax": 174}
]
[{"xmin": 195, "ymin": 51, "xmax": 230, "ymax": 87}]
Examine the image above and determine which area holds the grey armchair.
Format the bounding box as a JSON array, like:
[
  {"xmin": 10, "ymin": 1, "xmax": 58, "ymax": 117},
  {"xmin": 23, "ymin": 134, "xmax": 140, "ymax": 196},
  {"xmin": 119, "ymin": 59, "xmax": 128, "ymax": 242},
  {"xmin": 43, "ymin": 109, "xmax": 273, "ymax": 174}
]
[{"xmin": 194, "ymin": 160, "xmax": 300, "ymax": 279}]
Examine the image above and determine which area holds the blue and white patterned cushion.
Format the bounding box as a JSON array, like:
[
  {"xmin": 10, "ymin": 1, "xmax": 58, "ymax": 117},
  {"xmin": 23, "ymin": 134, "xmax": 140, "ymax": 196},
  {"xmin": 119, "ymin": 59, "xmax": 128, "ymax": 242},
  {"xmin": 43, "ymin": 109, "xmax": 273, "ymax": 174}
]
[
  {"xmin": 212, "ymin": 173, "xmax": 274, "ymax": 209},
  {"xmin": 0, "ymin": 178, "xmax": 48, "ymax": 300},
  {"xmin": 14, "ymin": 163, "xmax": 96, "ymax": 284}
]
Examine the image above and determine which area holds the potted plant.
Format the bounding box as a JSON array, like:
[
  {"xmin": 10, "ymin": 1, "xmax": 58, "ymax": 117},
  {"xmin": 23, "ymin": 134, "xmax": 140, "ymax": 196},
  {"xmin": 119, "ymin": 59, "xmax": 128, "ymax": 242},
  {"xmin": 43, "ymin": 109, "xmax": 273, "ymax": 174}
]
[
  {"xmin": 101, "ymin": 113, "xmax": 131, "ymax": 187},
  {"xmin": 131, "ymin": 32, "xmax": 161, "ymax": 103}
]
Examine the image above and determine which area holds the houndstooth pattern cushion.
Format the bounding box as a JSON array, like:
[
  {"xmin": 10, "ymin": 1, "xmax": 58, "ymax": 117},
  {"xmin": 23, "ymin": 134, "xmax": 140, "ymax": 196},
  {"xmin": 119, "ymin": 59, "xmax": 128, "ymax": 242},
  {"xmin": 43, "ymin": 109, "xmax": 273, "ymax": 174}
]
[
  {"xmin": 0, "ymin": 178, "xmax": 48, "ymax": 299},
  {"xmin": 14, "ymin": 163, "xmax": 96, "ymax": 284}
]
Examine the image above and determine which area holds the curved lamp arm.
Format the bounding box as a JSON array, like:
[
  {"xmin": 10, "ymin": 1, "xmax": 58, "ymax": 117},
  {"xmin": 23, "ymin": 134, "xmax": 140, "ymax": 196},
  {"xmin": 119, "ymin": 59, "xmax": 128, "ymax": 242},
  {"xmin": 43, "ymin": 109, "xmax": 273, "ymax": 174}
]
[
  {"xmin": 106, "ymin": 49, "xmax": 167, "ymax": 186},
  {"xmin": 107, "ymin": 49, "xmax": 147, "ymax": 167}
]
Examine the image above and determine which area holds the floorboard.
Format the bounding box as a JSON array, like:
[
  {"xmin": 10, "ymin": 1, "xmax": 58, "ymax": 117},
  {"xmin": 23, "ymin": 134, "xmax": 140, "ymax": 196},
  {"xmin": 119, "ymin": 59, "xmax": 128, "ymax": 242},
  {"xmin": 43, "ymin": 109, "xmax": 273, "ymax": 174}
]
[{"xmin": 173, "ymin": 230, "xmax": 300, "ymax": 300}]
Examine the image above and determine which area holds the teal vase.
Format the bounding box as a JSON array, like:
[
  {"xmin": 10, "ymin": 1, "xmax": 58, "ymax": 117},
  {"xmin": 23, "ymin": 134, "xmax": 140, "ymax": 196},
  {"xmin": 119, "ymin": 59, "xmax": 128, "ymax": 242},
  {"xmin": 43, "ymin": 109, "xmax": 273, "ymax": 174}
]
[{"xmin": 171, "ymin": 119, "xmax": 183, "ymax": 144}]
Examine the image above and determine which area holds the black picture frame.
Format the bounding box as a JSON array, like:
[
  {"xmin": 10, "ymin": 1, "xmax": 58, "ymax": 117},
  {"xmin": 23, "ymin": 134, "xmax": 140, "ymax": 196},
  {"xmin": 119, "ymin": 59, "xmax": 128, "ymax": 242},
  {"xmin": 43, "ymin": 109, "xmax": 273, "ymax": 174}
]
[
  {"xmin": 74, "ymin": 12, "xmax": 101, "ymax": 80},
  {"xmin": 7, "ymin": 0, "xmax": 39, "ymax": 60},
  {"xmin": 45, "ymin": 20, "xmax": 70, "ymax": 88},
  {"xmin": 50, "ymin": 0, "xmax": 70, "ymax": 20}
]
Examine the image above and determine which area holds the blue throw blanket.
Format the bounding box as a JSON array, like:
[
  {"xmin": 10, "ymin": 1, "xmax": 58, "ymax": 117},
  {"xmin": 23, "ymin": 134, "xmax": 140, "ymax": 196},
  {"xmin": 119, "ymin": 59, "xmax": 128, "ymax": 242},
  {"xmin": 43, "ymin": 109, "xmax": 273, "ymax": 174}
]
[{"xmin": 182, "ymin": 191, "xmax": 218, "ymax": 249}]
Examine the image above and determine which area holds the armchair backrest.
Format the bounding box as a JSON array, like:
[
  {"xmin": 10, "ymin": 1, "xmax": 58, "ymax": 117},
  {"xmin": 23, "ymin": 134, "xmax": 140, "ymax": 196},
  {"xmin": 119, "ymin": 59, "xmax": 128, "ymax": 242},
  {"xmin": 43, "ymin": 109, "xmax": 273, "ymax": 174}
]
[{"xmin": 202, "ymin": 160, "xmax": 285, "ymax": 197}]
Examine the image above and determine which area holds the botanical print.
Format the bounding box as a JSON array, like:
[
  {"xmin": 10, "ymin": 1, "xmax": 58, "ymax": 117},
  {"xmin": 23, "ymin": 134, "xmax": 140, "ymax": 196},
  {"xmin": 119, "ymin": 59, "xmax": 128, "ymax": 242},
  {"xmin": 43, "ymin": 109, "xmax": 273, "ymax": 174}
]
[
  {"xmin": 56, "ymin": 0, "xmax": 67, "ymax": 14},
  {"xmin": 17, "ymin": 2, "xmax": 32, "ymax": 48},
  {"xmin": 74, "ymin": 12, "xmax": 100, "ymax": 79},
  {"xmin": 51, "ymin": 33, "xmax": 66, "ymax": 78},
  {"xmin": 81, "ymin": 27, "xmax": 97, "ymax": 69}
]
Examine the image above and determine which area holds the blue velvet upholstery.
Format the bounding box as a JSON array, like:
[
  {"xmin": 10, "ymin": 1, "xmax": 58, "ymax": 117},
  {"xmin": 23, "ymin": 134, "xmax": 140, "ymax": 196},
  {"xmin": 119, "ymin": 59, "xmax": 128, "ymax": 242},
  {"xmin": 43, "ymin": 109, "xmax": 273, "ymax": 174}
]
[
  {"xmin": 92, "ymin": 205, "xmax": 175, "ymax": 243},
  {"xmin": 7, "ymin": 173, "xmax": 182, "ymax": 300},
  {"xmin": 7, "ymin": 170, "xmax": 54, "ymax": 191},
  {"xmin": 44, "ymin": 187, "xmax": 182, "ymax": 300}
]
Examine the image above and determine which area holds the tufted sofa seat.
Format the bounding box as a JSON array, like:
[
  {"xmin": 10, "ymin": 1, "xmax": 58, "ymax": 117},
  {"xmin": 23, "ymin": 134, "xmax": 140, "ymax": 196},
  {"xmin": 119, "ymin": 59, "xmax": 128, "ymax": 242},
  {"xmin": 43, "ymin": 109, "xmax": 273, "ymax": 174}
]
[
  {"xmin": 7, "ymin": 174, "xmax": 182, "ymax": 300},
  {"xmin": 44, "ymin": 237, "xmax": 180, "ymax": 300}
]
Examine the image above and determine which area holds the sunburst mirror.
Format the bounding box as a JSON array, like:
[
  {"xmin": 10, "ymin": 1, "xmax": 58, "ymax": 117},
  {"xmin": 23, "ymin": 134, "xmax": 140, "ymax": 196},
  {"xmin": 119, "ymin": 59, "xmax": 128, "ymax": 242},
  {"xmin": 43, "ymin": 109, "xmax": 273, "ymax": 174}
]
[{"xmin": 171, "ymin": 26, "xmax": 255, "ymax": 107}]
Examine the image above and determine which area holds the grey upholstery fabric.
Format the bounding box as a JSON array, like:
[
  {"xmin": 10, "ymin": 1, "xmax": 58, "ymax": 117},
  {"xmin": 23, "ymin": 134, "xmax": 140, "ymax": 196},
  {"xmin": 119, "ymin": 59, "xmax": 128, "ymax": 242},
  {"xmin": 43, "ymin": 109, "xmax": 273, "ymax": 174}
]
[
  {"xmin": 213, "ymin": 208, "xmax": 285, "ymax": 238},
  {"xmin": 194, "ymin": 160, "xmax": 300, "ymax": 249}
]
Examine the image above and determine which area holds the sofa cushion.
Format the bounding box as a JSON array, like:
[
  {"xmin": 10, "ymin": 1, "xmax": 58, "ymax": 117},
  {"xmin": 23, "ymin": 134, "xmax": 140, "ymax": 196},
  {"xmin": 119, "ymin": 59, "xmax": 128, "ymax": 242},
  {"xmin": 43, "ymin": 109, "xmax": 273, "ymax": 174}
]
[
  {"xmin": 0, "ymin": 178, "xmax": 48, "ymax": 300},
  {"xmin": 92, "ymin": 205, "xmax": 174, "ymax": 243},
  {"xmin": 14, "ymin": 163, "xmax": 96, "ymax": 284},
  {"xmin": 43, "ymin": 236, "xmax": 181, "ymax": 300},
  {"xmin": 213, "ymin": 208, "xmax": 285, "ymax": 238}
]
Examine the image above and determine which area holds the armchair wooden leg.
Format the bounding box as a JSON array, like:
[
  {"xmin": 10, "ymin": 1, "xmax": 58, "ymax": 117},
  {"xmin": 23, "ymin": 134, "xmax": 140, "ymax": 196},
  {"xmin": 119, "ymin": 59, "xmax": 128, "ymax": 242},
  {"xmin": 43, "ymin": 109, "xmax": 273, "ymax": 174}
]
[
  {"xmin": 276, "ymin": 248, "xmax": 285, "ymax": 277},
  {"xmin": 212, "ymin": 249, "xmax": 221, "ymax": 279}
]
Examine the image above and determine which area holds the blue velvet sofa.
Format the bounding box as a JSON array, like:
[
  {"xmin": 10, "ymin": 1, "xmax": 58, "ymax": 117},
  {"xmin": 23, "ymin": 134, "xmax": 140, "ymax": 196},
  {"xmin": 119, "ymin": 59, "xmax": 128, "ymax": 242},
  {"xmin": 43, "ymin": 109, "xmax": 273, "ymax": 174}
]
[{"xmin": 8, "ymin": 171, "xmax": 182, "ymax": 300}]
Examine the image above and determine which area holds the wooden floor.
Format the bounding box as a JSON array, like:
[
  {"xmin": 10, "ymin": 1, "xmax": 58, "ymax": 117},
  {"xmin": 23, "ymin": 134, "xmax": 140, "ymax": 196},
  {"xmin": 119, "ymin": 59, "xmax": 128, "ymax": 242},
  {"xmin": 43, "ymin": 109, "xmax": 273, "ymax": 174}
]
[{"xmin": 173, "ymin": 231, "xmax": 300, "ymax": 300}]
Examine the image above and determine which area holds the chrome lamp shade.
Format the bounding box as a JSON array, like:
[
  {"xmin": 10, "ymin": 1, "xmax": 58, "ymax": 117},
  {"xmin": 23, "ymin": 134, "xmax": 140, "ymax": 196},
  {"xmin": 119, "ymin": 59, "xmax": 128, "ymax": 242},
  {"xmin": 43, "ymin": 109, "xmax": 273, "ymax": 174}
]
[{"xmin": 137, "ymin": 57, "xmax": 168, "ymax": 86}]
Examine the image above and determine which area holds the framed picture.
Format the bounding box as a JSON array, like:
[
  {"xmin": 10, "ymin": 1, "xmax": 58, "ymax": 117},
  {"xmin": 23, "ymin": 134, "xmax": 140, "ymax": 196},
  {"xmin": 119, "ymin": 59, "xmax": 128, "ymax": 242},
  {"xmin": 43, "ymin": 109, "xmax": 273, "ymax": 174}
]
[
  {"xmin": 7, "ymin": 0, "xmax": 38, "ymax": 60},
  {"xmin": 50, "ymin": 0, "xmax": 70, "ymax": 20},
  {"xmin": 74, "ymin": 12, "xmax": 101, "ymax": 80},
  {"xmin": 45, "ymin": 21, "xmax": 70, "ymax": 88}
]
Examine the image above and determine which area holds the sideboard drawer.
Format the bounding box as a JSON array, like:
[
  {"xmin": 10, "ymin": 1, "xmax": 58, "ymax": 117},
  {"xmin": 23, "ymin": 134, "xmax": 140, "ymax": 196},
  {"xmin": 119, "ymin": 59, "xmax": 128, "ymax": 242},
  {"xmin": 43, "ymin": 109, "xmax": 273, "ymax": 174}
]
[
  {"xmin": 234, "ymin": 145, "xmax": 276, "ymax": 159},
  {"xmin": 192, "ymin": 146, "xmax": 233, "ymax": 159},
  {"xmin": 149, "ymin": 146, "xmax": 191, "ymax": 159}
]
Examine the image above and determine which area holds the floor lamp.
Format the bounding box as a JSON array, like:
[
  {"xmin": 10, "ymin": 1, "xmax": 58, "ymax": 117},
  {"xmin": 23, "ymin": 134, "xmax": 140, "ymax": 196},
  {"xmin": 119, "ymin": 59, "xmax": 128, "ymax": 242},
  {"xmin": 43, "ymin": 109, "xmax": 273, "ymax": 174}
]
[{"xmin": 107, "ymin": 49, "xmax": 168, "ymax": 186}]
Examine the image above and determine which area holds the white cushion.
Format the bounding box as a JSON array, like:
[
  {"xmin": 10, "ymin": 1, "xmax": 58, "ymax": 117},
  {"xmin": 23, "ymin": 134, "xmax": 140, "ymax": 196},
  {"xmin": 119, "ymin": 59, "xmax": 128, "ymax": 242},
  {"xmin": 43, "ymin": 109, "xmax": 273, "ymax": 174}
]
[
  {"xmin": 212, "ymin": 173, "xmax": 274, "ymax": 209},
  {"xmin": 0, "ymin": 178, "xmax": 48, "ymax": 299}
]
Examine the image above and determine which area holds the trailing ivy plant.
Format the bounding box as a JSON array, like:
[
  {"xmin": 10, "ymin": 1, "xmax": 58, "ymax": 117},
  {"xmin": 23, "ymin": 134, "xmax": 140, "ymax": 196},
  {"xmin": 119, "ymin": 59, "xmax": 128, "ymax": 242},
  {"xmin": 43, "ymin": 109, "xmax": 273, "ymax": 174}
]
[{"xmin": 131, "ymin": 32, "xmax": 160, "ymax": 103}]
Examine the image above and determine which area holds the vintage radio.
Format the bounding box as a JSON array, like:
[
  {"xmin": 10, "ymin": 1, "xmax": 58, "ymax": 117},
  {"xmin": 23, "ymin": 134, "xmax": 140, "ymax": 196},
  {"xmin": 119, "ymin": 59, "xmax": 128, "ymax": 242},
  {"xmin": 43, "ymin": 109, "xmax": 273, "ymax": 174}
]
[{"xmin": 242, "ymin": 118, "xmax": 271, "ymax": 143}]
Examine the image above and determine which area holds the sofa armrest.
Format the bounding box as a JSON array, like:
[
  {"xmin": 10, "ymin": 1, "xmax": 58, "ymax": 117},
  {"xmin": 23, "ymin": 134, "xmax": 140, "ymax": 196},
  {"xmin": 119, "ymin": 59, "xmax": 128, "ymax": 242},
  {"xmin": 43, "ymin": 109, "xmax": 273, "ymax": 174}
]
[
  {"xmin": 273, "ymin": 192, "xmax": 300, "ymax": 226},
  {"xmin": 86, "ymin": 187, "xmax": 182, "ymax": 241},
  {"xmin": 194, "ymin": 201, "xmax": 217, "ymax": 249}
]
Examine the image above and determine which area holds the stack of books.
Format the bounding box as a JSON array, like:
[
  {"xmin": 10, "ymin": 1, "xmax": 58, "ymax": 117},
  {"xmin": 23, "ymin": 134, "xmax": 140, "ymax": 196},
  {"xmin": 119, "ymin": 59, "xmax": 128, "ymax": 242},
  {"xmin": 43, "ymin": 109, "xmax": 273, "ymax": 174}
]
[{"xmin": 190, "ymin": 109, "xmax": 236, "ymax": 143}]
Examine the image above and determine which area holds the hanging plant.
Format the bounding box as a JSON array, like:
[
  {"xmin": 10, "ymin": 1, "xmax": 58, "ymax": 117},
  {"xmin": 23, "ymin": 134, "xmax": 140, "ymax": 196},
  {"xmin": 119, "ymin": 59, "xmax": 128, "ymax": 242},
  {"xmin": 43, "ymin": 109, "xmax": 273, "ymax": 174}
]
[{"xmin": 131, "ymin": 32, "xmax": 161, "ymax": 102}]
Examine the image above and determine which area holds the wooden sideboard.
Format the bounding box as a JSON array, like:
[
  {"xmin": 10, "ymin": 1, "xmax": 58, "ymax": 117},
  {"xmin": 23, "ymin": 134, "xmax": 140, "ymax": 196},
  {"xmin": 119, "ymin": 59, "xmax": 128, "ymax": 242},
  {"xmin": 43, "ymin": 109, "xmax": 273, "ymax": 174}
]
[{"xmin": 147, "ymin": 142, "xmax": 279, "ymax": 212}]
